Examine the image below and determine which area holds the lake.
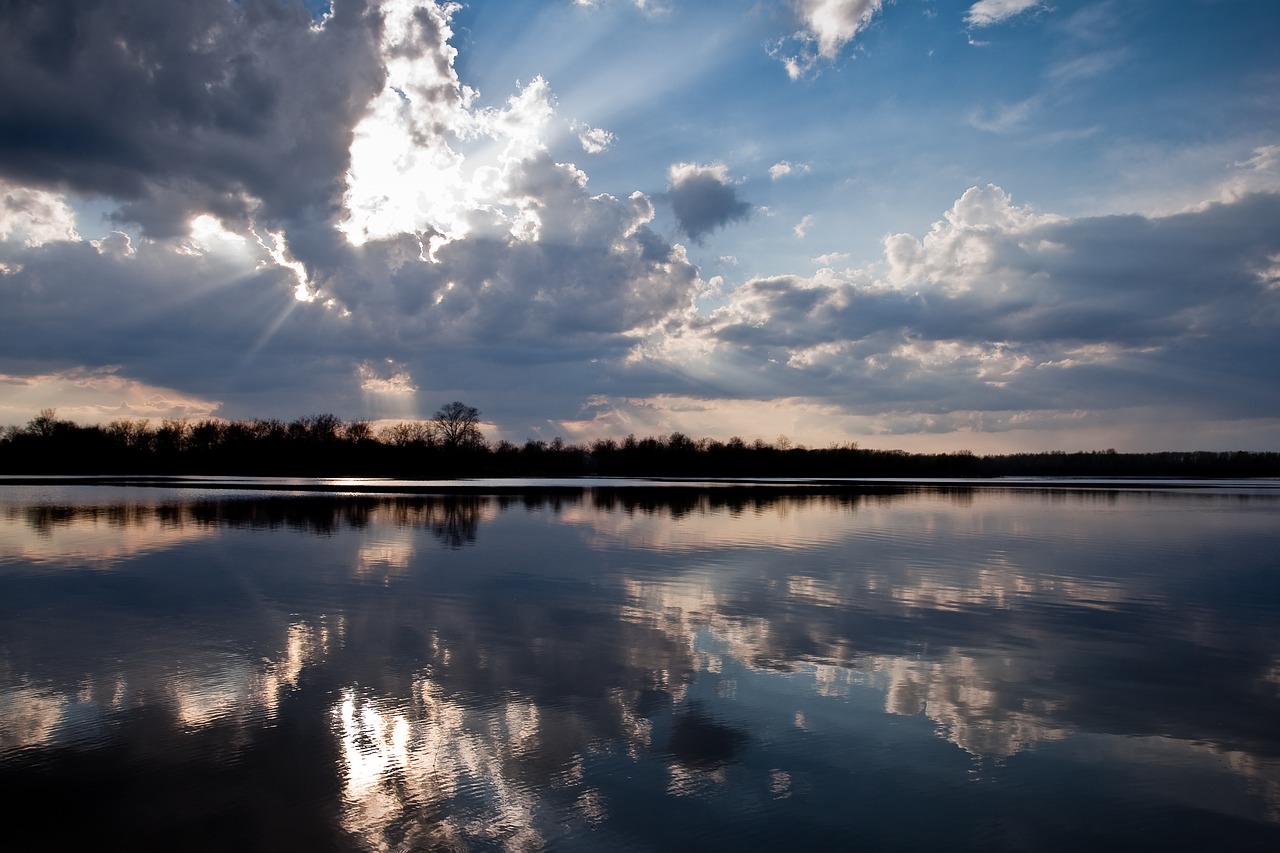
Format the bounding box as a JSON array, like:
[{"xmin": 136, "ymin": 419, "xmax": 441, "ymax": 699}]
[{"xmin": 2, "ymin": 480, "xmax": 1279, "ymax": 851}]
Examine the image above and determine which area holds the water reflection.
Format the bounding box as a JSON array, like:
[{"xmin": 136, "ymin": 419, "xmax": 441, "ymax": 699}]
[{"xmin": 2, "ymin": 484, "xmax": 1279, "ymax": 850}]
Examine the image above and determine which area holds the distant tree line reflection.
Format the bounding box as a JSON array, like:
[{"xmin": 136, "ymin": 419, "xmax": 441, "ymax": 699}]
[
  {"xmin": 11, "ymin": 490, "xmax": 914, "ymax": 548},
  {"xmin": 14, "ymin": 496, "xmax": 485, "ymax": 548},
  {"xmin": 4, "ymin": 406, "xmax": 1279, "ymax": 478}
]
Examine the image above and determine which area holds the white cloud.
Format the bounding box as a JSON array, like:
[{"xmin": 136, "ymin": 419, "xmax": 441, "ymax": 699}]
[
  {"xmin": 795, "ymin": 0, "xmax": 885, "ymax": 59},
  {"xmin": 576, "ymin": 124, "xmax": 616, "ymax": 154},
  {"xmin": 356, "ymin": 360, "xmax": 417, "ymax": 396},
  {"xmin": 881, "ymin": 184, "xmax": 1064, "ymax": 291},
  {"xmin": 1241, "ymin": 145, "xmax": 1280, "ymax": 173},
  {"xmin": 966, "ymin": 96, "xmax": 1043, "ymax": 134},
  {"xmin": 965, "ymin": 0, "xmax": 1046, "ymax": 28},
  {"xmin": 631, "ymin": 185, "xmax": 1280, "ymax": 447},
  {"xmin": 1046, "ymin": 48, "xmax": 1125, "ymax": 83},
  {"xmin": 91, "ymin": 231, "xmax": 136, "ymax": 259},
  {"xmin": 0, "ymin": 182, "xmax": 80, "ymax": 247},
  {"xmin": 779, "ymin": 0, "xmax": 887, "ymax": 79},
  {"xmin": 338, "ymin": 0, "xmax": 489, "ymax": 249},
  {"xmin": 769, "ymin": 161, "xmax": 811, "ymax": 180},
  {"xmin": 574, "ymin": 0, "xmax": 671, "ymax": 12},
  {"xmin": 1213, "ymin": 144, "xmax": 1280, "ymax": 204},
  {"xmin": 794, "ymin": 214, "xmax": 814, "ymax": 238}
]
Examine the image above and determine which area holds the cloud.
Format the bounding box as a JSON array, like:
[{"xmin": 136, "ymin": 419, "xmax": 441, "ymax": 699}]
[
  {"xmin": 631, "ymin": 185, "xmax": 1280, "ymax": 445},
  {"xmin": 356, "ymin": 359, "xmax": 417, "ymax": 396},
  {"xmin": 1211, "ymin": 144, "xmax": 1280, "ymax": 205},
  {"xmin": 0, "ymin": 0, "xmax": 384, "ymax": 238},
  {"xmin": 966, "ymin": 97, "xmax": 1043, "ymax": 134},
  {"xmin": 1241, "ymin": 145, "xmax": 1280, "ymax": 173},
  {"xmin": 778, "ymin": 0, "xmax": 886, "ymax": 79},
  {"xmin": 0, "ymin": 1, "xmax": 707, "ymax": 430},
  {"xmin": 794, "ymin": 214, "xmax": 814, "ymax": 238},
  {"xmin": 965, "ymin": 0, "xmax": 1046, "ymax": 28},
  {"xmin": 90, "ymin": 231, "xmax": 136, "ymax": 260},
  {"xmin": 666, "ymin": 163, "xmax": 751, "ymax": 243},
  {"xmin": 576, "ymin": 125, "xmax": 616, "ymax": 154},
  {"xmin": 769, "ymin": 161, "xmax": 811, "ymax": 180},
  {"xmin": 0, "ymin": 366, "xmax": 221, "ymax": 426},
  {"xmin": 2, "ymin": 2, "xmax": 1276, "ymax": 451},
  {"xmin": 794, "ymin": 0, "xmax": 886, "ymax": 59},
  {"xmin": 0, "ymin": 181, "xmax": 80, "ymax": 247},
  {"xmin": 1045, "ymin": 48, "xmax": 1125, "ymax": 84},
  {"xmin": 574, "ymin": 0, "xmax": 672, "ymax": 13},
  {"xmin": 356, "ymin": 359, "xmax": 419, "ymax": 419}
]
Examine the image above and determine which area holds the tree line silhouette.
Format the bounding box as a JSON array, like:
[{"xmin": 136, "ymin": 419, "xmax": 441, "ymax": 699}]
[{"xmin": 3, "ymin": 405, "xmax": 1278, "ymax": 479}]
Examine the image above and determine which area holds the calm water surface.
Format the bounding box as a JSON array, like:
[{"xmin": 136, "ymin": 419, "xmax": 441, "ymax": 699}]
[{"xmin": 2, "ymin": 482, "xmax": 1279, "ymax": 851}]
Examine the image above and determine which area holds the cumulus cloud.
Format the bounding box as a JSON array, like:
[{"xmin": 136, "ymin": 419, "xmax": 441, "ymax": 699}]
[
  {"xmin": 2, "ymin": 1, "xmax": 1276, "ymax": 451},
  {"xmin": 966, "ymin": 0, "xmax": 1047, "ymax": 28},
  {"xmin": 666, "ymin": 163, "xmax": 751, "ymax": 242},
  {"xmin": 0, "ymin": 182, "xmax": 80, "ymax": 247},
  {"xmin": 631, "ymin": 185, "xmax": 1280, "ymax": 445},
  {"xmin": 91, "ymin": 231, "xmax": 136, "ymax": 259},
  {"xmin": 0, "ymin": 0, "xmax": 702, "ymax": 428},
  {"xmin": 778, "ymin": 0, "xmax": 887, "ymax": 79}
]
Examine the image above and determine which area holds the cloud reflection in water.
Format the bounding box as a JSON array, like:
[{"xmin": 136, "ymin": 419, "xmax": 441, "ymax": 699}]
[{"xmin": 1, "ymin": 484, "xmax": 1279, "ymax": 850}]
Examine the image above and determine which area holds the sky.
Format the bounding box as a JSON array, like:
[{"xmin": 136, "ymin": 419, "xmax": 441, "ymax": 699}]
[{"xmin": 1, "ymin": 0, "xmax": 1279, "ymax": 452}]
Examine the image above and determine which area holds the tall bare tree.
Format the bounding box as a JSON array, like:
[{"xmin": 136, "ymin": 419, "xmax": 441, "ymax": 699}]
[{"xmin": 432, "ymin": 402, "xmax": 483, "ymax": 449}]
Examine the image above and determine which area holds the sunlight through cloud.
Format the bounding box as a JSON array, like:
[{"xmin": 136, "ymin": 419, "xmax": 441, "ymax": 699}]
[
  {"xmin": 339, "ymin": 1, "xmax": 569, "ymax": 255},
  {"xmin": 252, "ymin": 225, "xmax": 313, "ymax": 302}
]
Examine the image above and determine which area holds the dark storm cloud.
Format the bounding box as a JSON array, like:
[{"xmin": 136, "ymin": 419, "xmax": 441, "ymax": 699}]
[
  {"xmin": 665, "ymin": 163, "xmax": 751, "ymax": 242},
  {"xmin": 0, "ymin": 1, "xmax": 708, "ymax": 430},
  {"xmin": 0, "ymin": 0, "xmax": 382, "ymax": 236},
  {"xmin": 0, "ymin": 197, "xmax": 700, "ymax": 426},
  {"xmin": 0, "ymin": 236, "xmax": 310, "ymax": 389}
]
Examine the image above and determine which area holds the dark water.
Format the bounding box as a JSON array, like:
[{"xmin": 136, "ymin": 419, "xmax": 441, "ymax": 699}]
[{"xmin": 2, "ymin": 482, "xmax": 1279, "ymax": 851}]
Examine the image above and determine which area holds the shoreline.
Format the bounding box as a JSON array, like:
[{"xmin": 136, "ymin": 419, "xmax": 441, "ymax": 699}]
[{"xmin": 4, "ymin": 474, "xmax": 1279, "ymax": 494}]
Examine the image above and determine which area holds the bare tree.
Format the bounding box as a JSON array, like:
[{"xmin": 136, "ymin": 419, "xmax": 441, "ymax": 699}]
[
  {"xmin": 344, "ymin": 421, "xmax": 374, "ymax": 443},
  {"xmin": 379, "ymin": 421, "xmax": 434, "ymax": 447},
  {"xmin": 107, "ymin": 418, "xmax": 154, "ymax": 452},
  {"xmin": 432, "ymin": 401, "xmax": 484, "ymax": 449},
  {"xmin": 156, "ymin": 419, "xmax": 190, "ymax": 454},
  {"xmin": 27, "ymin": 408, "xmax": 60, "ymax": 438}
]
